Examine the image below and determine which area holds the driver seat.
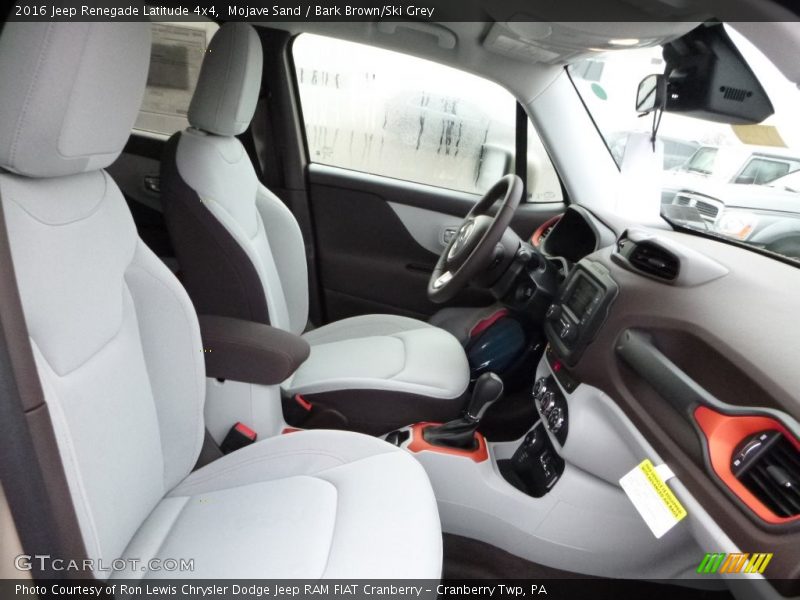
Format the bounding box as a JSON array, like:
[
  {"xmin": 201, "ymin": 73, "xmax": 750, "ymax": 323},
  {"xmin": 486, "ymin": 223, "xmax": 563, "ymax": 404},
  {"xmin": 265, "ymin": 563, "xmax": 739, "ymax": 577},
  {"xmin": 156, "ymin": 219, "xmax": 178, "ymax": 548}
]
[{"xmin": 161, "ymin": 23, "xmax": 469, "ymax": 433}]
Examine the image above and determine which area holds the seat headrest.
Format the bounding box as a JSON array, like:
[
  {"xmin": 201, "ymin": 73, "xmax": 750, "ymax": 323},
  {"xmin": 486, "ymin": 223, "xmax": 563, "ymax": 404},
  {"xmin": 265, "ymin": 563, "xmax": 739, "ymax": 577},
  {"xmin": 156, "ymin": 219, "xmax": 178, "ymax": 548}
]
[
  {"xmin": 0, "ymin": 22, "xmax": 151, "ymax": 178},
  {"xmin": 188, "ymin": 23, "xmax": 263, "ymax": 137}
]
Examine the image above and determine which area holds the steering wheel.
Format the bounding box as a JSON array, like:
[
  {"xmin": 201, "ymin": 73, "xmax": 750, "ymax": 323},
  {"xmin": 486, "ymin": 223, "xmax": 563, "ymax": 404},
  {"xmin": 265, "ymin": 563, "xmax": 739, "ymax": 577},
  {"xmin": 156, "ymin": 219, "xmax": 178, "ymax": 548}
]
[{"xmin": 428, "ymin": 174, "xmax": 523, "ymax": 303}]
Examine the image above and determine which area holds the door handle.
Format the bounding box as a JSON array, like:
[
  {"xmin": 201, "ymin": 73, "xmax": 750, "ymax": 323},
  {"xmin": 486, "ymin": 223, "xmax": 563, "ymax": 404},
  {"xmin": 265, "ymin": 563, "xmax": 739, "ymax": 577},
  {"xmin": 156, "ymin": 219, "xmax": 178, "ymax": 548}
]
[
  {"xmin": 441, "ymin": 227, "xmax": 458, "ymax": 246},
  {"xmin": 406, "ymin": 263, "xmax": 434, "ymax": 274}
]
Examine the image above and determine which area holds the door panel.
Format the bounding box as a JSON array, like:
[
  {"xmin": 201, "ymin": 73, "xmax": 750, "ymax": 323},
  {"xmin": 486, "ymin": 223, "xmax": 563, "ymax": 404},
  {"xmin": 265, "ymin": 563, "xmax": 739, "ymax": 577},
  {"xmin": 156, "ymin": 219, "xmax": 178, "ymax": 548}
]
[
  {"xmin": 387, "ymin": 202, "xmax": 465, "ymax": 255},
  {"xmin": 309, "ymin": 164, "xmax": 564, "ymax": 321}
]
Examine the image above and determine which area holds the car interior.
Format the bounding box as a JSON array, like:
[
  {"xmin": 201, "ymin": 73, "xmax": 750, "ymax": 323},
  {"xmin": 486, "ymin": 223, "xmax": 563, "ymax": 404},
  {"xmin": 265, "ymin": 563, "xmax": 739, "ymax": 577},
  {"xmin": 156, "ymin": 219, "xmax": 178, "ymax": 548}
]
[{"xmin": 1, "ymin": 1, "xmax": 799, "ymax": 598}]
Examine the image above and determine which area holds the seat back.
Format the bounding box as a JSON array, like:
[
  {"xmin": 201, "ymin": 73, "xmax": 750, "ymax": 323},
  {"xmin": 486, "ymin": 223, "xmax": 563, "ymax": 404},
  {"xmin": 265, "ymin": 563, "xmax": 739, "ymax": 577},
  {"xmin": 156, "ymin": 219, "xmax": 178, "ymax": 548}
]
[
  {"xmin": 0, "ymin": 22, "xmax": 205, "ymax": 573},
  {"xmin": 162, "ymin": 23, "xmax": 308, "ymax": 335}
]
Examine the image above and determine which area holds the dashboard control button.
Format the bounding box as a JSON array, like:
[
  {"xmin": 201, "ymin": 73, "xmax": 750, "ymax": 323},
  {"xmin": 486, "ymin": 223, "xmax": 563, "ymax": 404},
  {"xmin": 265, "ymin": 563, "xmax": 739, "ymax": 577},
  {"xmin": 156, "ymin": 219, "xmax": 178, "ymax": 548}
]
[
  {"xmin": 546, "ymin": 304, "xmax": 562, "ymax": 320},
  {"xmin": 559, "ymin": 320, "xmax": 577, "ymax": 342}
]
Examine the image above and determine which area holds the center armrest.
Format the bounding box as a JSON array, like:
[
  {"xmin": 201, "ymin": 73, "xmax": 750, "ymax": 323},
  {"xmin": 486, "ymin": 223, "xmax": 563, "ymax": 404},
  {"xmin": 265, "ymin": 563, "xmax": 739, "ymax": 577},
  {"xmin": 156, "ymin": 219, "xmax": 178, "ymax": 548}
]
[{"xmin": 198, "ymin": 315, "xmax": 310, "ymax": 386}]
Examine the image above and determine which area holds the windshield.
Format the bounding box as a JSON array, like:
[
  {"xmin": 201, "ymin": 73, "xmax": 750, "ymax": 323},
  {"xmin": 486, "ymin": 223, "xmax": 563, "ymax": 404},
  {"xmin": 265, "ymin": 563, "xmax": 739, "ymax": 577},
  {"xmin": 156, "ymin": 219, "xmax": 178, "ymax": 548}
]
[{"xmin": 571, "ymin": 25, "xmax": 800, "ymax": 263}]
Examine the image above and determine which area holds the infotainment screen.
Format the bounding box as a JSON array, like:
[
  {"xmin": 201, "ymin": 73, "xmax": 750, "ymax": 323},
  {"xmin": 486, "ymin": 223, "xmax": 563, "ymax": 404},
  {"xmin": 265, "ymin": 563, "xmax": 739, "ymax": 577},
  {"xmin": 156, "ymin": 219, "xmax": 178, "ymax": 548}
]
[{"xmin": 566, "ymin": 275, "xmax": 597, "ymax": 318}]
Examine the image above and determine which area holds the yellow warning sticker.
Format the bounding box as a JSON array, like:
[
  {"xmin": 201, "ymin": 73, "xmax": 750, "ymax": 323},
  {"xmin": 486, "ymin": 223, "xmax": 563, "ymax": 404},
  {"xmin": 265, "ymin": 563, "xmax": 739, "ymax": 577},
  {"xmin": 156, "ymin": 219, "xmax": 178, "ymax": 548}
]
[
  {"xmin": 620, "ymin": 459, "xmax": 687, "ymax": 538},
  {"xmin": 640, "ymin": 459, "xmax": 688, "ymax": 520}
]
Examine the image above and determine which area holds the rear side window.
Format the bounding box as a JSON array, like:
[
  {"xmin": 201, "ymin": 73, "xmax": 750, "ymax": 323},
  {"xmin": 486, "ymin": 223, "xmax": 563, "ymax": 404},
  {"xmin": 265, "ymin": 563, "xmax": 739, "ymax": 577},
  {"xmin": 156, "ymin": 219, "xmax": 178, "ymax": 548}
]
[
  {"xmin": 134, "ymin": 22, "xmax": 218, "ymax": 137},
  {"xmin": 292, "ymin": 33, "xmax": 562, "ymax": 202}
]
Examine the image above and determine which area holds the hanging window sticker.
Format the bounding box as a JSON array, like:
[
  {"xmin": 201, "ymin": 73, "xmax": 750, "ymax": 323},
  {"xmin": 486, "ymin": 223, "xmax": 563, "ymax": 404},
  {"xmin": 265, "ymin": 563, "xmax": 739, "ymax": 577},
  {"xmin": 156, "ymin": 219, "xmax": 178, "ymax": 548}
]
[{"xmin": 135, "ymin": 24, "xmax": 210, "ymax": 136}]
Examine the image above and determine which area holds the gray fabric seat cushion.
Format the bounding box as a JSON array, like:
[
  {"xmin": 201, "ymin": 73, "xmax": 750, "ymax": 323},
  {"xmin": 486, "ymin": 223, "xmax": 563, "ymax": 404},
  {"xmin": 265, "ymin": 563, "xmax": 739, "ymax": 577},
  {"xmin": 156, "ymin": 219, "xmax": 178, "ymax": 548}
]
[
  {"xmin": 116, "ymin": 430, "xmax": 442, "ymax": 579},
  {"xmin": 284, "ymin": 314, "xmax": 470, "ymax": 400}
]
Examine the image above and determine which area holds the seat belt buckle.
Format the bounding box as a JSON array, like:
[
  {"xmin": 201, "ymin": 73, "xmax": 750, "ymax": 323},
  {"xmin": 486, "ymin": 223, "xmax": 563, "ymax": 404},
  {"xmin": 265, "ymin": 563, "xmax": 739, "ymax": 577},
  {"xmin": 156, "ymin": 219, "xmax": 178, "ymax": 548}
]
[
  {"xmin": 295, "ymin": 394, "xmax": 313, "ymax": 411},
  {"xmin": 220, "ymin": 422, "xmax": 257, "ymax": 454}
]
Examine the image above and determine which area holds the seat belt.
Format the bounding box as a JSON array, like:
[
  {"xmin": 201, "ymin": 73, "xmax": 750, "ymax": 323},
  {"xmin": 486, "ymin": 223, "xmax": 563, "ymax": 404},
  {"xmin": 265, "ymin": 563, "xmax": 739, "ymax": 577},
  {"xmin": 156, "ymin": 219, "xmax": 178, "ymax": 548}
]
[
  {"xmin": 240, "ymin": 103, "xmax": 268, "ymax": 185},
  {"xmin": 0, "ymin": 200, "xmax": 88, "ymax": 579},
  {"xmin": 250, "ymin": 93, "xmax": 284, "ymax": 191},
  {"xmin": 240, "ymin": 92, "xmax": 293, "ymax": 207}
]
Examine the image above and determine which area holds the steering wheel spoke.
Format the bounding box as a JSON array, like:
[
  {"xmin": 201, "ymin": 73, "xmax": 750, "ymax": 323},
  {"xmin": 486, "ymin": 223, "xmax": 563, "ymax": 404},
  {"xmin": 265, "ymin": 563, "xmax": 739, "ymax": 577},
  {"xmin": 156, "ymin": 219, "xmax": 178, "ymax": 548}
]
[
  {"xmin": 428, "ymin": 174, "xmax": 524, "ymax": 303},
  {"xmin": 432, "ymin": 270, "xmax": 453, "ymax": 290}
]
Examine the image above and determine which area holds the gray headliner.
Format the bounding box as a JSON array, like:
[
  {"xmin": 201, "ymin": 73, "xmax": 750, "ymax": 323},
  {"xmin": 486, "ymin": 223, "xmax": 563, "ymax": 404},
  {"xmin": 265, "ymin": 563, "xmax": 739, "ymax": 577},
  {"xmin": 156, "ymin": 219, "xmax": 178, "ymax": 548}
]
[{"xmin": 257, "ymin": 8, "xmax": 800, "ymax": 109}]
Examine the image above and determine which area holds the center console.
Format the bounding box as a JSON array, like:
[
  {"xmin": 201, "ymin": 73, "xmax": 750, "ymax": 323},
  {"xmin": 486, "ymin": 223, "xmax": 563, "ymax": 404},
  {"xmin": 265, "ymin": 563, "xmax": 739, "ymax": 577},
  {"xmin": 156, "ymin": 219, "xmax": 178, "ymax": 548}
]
[
  {"xmin": 375, "ymin": 258, "xmax": 720, "ymax": 581},
  {"xmin": 498, "ymin": 421, "xmax": 564, "ymax": 497},
  {"xmin": 492, "ymin": 260, "xmax": 618, "ymax": 497},
  {"xmin": 543, "ymin": 260, "xmax": 618, "ymax": 367},
  {"xmin": 389, "ymin": 261, "xmax": 619, "ymax": 502},
  {"xmin": 496, "ymin": 374, "xmax": 570, "ymax": 497}
]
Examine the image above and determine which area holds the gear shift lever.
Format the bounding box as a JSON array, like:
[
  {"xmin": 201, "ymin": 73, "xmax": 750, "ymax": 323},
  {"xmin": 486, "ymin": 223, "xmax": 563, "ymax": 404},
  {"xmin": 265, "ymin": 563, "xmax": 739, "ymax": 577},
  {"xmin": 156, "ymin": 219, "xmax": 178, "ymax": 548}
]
[{"xmin": 423, "ymin": 372, "xmax": 504, "ymax": 450}]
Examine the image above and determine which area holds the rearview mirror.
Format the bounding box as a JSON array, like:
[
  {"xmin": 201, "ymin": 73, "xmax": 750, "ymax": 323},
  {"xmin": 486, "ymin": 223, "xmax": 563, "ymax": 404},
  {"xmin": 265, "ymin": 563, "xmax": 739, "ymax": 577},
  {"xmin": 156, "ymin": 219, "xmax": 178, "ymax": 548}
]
[
  {"xmin": 660, "ymin": 24, "xmax": 773, "ymax": 124},
  {"xmin": 635, "ymin": 74, "xmax": 666, "ymax": 115}
]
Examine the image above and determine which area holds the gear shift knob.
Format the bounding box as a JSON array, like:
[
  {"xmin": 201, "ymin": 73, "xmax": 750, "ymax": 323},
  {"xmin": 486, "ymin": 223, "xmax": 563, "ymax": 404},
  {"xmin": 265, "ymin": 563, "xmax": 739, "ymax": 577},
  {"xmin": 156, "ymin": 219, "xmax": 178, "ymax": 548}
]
[{"xmin": 465, "ymin": 372, "xmax": 504, "ymax": 422}]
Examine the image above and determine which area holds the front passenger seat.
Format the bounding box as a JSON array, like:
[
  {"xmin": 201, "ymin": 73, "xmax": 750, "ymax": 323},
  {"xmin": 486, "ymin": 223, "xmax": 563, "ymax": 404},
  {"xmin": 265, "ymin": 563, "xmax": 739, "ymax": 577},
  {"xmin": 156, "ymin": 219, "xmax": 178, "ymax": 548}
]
[
  {"xmin": 161, "ymin": 23, "xmax": 470, "ymax": 433},
  {"xmin": 0, "ymin": 21, "xmax": 442, "ymax": 579}
]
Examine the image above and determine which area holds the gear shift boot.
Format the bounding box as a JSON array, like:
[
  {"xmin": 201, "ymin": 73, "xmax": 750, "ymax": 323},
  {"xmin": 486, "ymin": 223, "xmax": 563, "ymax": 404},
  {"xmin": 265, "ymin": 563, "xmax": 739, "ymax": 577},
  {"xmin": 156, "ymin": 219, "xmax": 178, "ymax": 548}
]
[{"xmin": 422, "ymin": 419, "xmax": 481, "ymax": 450}]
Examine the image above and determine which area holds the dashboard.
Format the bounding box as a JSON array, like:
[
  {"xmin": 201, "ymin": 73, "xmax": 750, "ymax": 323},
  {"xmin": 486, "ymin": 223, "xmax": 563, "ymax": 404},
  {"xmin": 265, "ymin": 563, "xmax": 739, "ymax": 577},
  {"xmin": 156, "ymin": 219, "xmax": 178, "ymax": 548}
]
[{"xmin": 536, "ymin": 205, "xmax": 800, "ymax": 594}]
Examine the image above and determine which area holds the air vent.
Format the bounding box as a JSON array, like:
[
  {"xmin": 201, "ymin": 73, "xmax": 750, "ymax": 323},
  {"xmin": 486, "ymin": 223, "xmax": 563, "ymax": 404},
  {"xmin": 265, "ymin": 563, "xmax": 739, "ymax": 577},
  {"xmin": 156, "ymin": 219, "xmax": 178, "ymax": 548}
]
[
  {"xmin": 613, "ymin": 228, "xmax": 727, "ymax": 286},
  {"xmin": 628, "ymin": 241, "xmax": 680, "ymax": 281},
  {"xmin": 733, "ymin": 431, "xmax": 800, "ymax": 518}
]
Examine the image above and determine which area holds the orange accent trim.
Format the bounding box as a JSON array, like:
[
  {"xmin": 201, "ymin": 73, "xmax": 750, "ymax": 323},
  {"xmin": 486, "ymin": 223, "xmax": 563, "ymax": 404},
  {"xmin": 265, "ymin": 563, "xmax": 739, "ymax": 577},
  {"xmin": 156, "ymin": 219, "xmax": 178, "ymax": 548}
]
[
  {"xmin": 693, "ymin": 405, "xmax": 800, "ymax": 524},
  {"xmin": 281, "ymin": 427, "xmax": 302, "ymax": 434},
  {"xmin": 469, "ymin": 309, "xmax": 510, "ymax": 338},
  {"xmin": 531, "ymin": 214, "xmax": 563, "ymax": 247},
  {"xmin": 406, "ymin": 422, "xmax": 489, "ymax": 462}
]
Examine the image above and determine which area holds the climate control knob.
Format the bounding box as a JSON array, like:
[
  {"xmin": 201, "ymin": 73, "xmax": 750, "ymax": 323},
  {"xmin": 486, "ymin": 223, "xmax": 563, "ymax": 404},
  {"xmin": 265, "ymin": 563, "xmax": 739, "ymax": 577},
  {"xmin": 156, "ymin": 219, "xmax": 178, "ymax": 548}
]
[
  {"xmin": 548, "ymin": 407, "xmax": 565, "ymax": 433},
  {"xmin": 540, "ymin": 391, "xmax": 557, "ymax": 415}
]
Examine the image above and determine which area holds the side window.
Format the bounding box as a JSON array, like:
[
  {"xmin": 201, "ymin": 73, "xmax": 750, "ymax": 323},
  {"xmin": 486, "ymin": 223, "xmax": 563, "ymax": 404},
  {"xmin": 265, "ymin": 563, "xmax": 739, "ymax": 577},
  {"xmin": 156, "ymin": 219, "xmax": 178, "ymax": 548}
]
[
  {"xmin": 527, "ymin": 121, "xmax": 563, "ymax": 202},
  {"xmin": 292, "ymin": 34, "xmax": 562, "ymax": 202},
  {"xmin": 134, "ymin": 22, "xmax": 218, "ymax": 137}
]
